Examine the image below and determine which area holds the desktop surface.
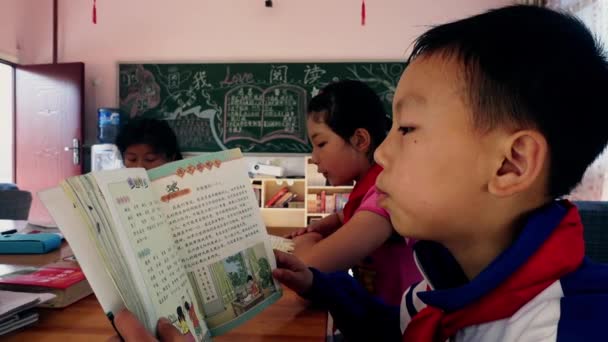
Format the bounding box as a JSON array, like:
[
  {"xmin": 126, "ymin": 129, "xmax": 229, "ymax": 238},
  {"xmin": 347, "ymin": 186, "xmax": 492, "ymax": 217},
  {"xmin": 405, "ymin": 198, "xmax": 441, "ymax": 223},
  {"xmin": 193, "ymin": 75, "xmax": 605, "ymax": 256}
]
[{"xmin": 1, "ymin": 227, "xmax": 326, "ymax": 341}]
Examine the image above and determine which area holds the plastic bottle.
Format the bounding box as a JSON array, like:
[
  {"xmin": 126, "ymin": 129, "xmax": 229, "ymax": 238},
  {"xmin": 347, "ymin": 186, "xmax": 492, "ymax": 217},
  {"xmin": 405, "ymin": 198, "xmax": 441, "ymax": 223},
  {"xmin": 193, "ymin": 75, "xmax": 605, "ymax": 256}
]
[{"xmin": 97, "ymin": 108, "xmax": 121, "ymax": 143}]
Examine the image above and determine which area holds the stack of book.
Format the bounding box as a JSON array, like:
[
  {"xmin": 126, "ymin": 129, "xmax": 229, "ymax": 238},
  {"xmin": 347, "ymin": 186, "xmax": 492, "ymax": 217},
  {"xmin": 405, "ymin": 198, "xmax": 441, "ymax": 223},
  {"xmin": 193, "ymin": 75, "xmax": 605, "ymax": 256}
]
[
  {"xmin": 0, "ymin": 290, "xmax": 55, "ymax": 336},
  {"xmin": 39, "ymin": 149, "xmax": 283, "ymax": 338},
  {"xmin": 307, "ymin": 191, "xmax": 350, "ymax": 214},
  {"xmin": 0, "ymin": 261, "xmax": 92, "ymax": 308},
  {"xmin": 252, "ymin": 183, "xmax": 262, "ymax": 207},
  {"xmin": 265, "ymin": 187, "xmax": 300, "ymax": 208}
]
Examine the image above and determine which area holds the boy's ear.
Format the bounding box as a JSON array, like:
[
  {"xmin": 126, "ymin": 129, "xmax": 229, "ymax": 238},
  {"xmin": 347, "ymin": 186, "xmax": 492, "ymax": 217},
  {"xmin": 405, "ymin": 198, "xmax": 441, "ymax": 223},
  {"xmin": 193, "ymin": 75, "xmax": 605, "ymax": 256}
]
[
  {"xmin": 488, "ymin": 130, "xmax": 548, "ymax": 197},
  {"xmin": 350, "ymin": 128, "xmax": 372, "ymax": 153}
]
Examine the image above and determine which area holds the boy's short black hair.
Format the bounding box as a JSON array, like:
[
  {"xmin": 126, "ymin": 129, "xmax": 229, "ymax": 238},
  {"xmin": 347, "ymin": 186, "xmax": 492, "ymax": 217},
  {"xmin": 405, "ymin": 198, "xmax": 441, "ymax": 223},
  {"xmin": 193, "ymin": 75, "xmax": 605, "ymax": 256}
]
[
  {"xmin": 409, "ymin": 5, "xmax": 608, "ymax": 197},
  {"xmin": 115, "ymin": 118, "xmax": 183, "ymax": 161},
  {"xmin": 307, "ymin": 80, "xmax": 391, "ymax": 159}
]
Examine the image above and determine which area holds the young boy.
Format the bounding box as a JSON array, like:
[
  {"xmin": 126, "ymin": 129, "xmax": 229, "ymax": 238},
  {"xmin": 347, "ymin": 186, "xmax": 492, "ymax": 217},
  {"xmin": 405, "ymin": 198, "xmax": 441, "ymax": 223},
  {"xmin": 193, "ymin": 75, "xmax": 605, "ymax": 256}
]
[{"xmin": 273, "ymin": 5, "xmax": 608, "ymax": 341}]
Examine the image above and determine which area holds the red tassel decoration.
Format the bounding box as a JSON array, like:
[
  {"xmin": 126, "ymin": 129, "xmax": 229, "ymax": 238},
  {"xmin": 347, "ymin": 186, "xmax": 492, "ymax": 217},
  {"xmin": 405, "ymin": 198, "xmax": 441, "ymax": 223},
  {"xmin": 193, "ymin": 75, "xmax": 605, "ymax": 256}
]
[
  {"xmin": 93, "ymin": 0, "xmax": 97, "ymax": 24},
  {"xmin": 361, "ymin": 0, "xmax": 366, "ymax": 26}
]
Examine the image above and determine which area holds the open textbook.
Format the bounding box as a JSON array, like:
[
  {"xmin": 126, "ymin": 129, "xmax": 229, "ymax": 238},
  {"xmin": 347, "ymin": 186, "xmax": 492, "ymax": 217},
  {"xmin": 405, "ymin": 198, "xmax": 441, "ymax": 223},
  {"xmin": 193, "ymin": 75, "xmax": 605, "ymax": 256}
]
[{"xmin": 39, "ymin": 149, "xmax": 282, "ymax": 341}]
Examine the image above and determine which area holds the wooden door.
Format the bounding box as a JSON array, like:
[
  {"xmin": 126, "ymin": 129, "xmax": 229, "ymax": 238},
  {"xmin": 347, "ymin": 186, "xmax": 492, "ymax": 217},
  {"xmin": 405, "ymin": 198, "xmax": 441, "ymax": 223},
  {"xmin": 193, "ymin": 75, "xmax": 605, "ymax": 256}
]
[{"xmin": 15, "ymin": 62, "xmax": 84, "ymax": 223}]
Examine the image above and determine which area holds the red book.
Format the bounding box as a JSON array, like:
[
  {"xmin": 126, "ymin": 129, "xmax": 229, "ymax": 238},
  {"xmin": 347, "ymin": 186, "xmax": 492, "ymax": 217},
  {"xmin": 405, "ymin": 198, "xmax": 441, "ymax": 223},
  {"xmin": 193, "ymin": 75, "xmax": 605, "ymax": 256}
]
[
  {"xmin": 320, "ymin": 191, "xmax": 326, "ymax": 213},
  {"xmin": 0, "ymin": 266, "xmax": 83, "ymax": 289},
  {"xmin": 265, "ymin": 187, "xmax": 289, "ymax": 207},
  {"xmin": 0, "ymin": 263, "xmax": 92, "ymax": 308}
]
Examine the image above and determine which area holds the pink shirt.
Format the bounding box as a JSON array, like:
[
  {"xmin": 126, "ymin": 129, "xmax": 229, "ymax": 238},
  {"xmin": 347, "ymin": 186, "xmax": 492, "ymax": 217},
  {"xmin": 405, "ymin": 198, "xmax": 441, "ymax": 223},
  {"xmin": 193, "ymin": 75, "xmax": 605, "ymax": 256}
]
[{"xmin": 352, "ymin": 185, "xmax": 422, "ymax": 306}]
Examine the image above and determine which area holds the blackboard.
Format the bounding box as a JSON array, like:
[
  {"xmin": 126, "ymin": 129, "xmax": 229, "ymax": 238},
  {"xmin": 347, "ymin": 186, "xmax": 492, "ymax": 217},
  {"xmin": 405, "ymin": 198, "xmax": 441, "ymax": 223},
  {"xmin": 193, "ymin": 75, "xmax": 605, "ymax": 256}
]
[{"xmin": 118, "ymin": 62, "xmax": 405, "ymax": 153}]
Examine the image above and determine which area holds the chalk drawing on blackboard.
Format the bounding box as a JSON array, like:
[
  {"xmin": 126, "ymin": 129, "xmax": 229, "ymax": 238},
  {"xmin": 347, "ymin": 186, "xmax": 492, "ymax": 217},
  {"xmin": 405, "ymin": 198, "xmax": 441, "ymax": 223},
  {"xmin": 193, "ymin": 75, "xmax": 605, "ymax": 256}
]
[
  {"xmin": 220, "ymin": 66, "xmax": 255, "ymax": 88},
  {"xmin": 346, "ymin": 64, "xmax": 404, "ymax": 104},
  {"xmin": 119, "ymin": 62, "xmax": 404, "ymax": 153},
  {"xmin": 223, "ymin": 84, "xmax": 307, "ymax": 145},
  {"xmin": 304, "ymin": 65, "xmax": 327, "ymax": 85},
  {"xmin": 162, "ymin": 106, "xmax": 227, "ymax": 151},
  {"xmin": 168, "ymin": 72, "xmax": 179, "ymax": 89},
  {"xmin": 140, "ymin": 66, "xmax": 226, "ymax": 151},
  {"xmin": 120, "ymin": 65, "xmax": 162, "ymax": 117},
  {"xmin": 270, "ymin": 65, "xmax": 288, "ymax": 84}
]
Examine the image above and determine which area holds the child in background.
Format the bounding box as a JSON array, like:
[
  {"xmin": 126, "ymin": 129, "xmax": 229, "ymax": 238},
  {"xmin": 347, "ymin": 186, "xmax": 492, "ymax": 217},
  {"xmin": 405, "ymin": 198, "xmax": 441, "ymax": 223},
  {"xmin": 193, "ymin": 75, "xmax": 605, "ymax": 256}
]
[
  {"xmin": 115, "ymin": 118, "xmax": 183, "ymax": 170},
  {"xmin": 287, "ymin": 80, "xmax": 421, "ymax": 305},
  {"xmin": 246, "ymin": 275, "xmax": 261, "ymax": 297},
  {"xmin": 175, "ymin": 306, "xmax": 195, "ymax": 342},
  {"xmin": 184, "ymin": 301, "xmax": 203, "ymax": 341},
  {"xmin": 273, "ymin": 5, "xmax": 608, "ymax": 341}
]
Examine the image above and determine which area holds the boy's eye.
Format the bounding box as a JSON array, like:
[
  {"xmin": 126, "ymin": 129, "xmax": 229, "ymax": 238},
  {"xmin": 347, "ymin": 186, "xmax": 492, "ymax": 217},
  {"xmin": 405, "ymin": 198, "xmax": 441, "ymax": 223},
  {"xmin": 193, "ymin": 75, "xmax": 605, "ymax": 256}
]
[
  {"xmin": 398, "ymin": 126, "xmax": 415, "ymax": 135},
  {"xmin": 317, "ymin": 142, "xmax": 327, "ymax": 148}
]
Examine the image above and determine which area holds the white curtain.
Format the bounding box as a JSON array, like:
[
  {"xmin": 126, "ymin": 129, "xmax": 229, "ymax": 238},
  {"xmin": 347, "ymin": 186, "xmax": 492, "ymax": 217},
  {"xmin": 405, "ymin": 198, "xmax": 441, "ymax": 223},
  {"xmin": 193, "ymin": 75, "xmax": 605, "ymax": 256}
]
[
  {"xmin": 547, "ymin": 1, "xmax": 608, "ymax": 42},
  {"xmin": 518, "ymin": 0, "xmax": 547, "ymax": 5},
  {"xmin": 544, "ymin": 1, "xmax": 608, "ymax": 200}
]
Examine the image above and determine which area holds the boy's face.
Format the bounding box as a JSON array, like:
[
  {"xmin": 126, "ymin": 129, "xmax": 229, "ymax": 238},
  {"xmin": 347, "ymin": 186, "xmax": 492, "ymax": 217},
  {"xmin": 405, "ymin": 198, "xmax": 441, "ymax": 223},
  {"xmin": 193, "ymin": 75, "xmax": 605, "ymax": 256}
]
[{"xmin": 375, "ymin": 54, "xmax": 501, "ymax": 242}]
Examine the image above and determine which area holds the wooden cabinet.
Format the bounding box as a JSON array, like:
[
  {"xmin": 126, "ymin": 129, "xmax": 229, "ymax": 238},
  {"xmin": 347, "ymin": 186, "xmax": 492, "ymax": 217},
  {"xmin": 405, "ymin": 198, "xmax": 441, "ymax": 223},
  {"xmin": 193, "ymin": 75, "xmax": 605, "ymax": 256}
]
[{"xmin": 252, "ymin": 157, "xmax": 354, "ymax": 228}]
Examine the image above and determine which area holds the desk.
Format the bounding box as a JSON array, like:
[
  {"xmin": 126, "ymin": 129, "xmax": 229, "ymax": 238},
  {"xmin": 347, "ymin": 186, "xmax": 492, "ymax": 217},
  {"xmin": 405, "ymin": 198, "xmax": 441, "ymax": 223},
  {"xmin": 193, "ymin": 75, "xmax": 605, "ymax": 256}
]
[
  {"xmin": 232, "ymin": 293, "xmax": 264, "ymax": 317},
  {"xmin": 2, "ymin": 228, "xmax": 326, "ymax": 341}
]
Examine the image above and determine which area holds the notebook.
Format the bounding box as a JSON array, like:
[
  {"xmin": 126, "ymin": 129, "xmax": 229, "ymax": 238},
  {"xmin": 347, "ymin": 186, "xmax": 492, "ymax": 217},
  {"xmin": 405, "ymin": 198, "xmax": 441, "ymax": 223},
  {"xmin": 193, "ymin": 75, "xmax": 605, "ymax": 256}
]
[{"xmin": 0, "ymin": 290, "xmax": 55, "ymax": 335}]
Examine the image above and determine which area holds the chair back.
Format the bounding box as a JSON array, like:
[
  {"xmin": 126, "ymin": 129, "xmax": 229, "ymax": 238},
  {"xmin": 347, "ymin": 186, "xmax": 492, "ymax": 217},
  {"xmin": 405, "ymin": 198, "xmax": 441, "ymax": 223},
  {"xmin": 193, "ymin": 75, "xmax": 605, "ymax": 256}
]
[
  {"xmin": 575, "ymin": 201, "xmax": 608, "ymax": 263},
  {"xmin": 0, "ymin": 190, "xmax": 33, "ymax": 220}
]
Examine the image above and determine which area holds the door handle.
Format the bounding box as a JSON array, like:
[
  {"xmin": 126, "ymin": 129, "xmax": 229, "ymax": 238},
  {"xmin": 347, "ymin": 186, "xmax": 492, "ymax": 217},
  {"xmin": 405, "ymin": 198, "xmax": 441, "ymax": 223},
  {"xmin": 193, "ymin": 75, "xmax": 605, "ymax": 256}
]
[{"xmin": 64, "ymin": 138, "xmax": 80, "ymax": 165}]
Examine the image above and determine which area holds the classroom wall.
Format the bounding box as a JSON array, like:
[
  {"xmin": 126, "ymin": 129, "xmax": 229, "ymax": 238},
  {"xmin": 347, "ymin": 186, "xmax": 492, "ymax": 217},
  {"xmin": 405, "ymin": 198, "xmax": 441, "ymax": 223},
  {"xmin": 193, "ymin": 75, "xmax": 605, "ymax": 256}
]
[
  {"xmin": 0, "ymin": 0, "xmax": 19, "ymax": 61},
  {"xmin": 14, "ymin": 0, "xmax": 512, "ymax": 174}
]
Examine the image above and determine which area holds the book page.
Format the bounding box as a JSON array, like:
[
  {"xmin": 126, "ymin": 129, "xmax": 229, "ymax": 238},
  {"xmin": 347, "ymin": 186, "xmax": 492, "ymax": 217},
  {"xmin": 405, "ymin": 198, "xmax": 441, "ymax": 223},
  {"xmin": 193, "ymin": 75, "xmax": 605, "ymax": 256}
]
[
  {"xmin": 269, "ymin": 235, "xmax": 295, "ymax": 253},
  {"xmin": 90, "ymin": 169, "xmax": 210, "ymax": 341},
  {"xmin": 38, "ymin": 187, "xmax": 124, "ymax": 316},
  {"xmin": 148, "ymin": 149, "xmax": 282, "ymax": 336},
  {"xmin": 62, "ymin": 175, "xmax": 150, "ymax": 323}
]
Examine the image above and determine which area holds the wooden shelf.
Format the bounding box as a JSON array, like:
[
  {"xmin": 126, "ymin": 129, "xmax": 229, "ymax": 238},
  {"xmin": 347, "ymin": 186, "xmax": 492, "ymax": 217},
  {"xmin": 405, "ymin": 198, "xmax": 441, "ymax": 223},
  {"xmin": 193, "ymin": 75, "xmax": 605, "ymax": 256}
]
[
  {"xmin": 307, "ymin": 187, "xmax": 353, "ymax": 196},
  {"xmin": 306, "ymin": 213, "xmax": 331, "ymax": 217},
  {"xmin": 251, "ymin": 157, "xmax": 356, "ymax": 228},
  {"xmin": 262, "ymin": 208, "xmax": 305, "ymax": 212},
  {"xmin": 252, "ymin": 178, "xmax": 305, "ymax": 183},
  {"xmin": 307, "ymin": 186, "xmax": 353, "ymax": 190}
]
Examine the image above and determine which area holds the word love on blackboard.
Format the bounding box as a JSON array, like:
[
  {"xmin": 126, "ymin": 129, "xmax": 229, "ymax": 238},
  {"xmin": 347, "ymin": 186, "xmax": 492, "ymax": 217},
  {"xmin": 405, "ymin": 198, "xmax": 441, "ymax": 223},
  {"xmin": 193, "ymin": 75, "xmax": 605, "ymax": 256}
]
[{"xmin": 119, "ymin": 62, "xmax": 404, "ymax": 153}]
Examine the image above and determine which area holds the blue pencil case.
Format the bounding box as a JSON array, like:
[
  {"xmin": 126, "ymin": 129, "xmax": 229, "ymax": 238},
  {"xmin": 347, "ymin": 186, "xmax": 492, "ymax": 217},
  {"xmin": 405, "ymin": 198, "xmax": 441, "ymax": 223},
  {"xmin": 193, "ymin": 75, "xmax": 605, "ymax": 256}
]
[{"xmin": 0, "ymin": 233, "xmax": 62, "ymax": 254}]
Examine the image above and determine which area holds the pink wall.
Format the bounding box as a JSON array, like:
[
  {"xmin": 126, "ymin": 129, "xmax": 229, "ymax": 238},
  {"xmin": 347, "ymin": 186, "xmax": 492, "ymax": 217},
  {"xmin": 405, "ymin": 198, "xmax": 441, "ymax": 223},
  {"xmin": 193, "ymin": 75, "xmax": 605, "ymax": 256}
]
[
  {"xmin": 15, "ymin": 0, "xmax": 53, "ymax": 65},
  {"xmin": 15, "ymin": 0, "xmax": 512, "ymax": 144},
  {"xmin": 0, "ymin": 0, "xmax": 20, "ymax": 61}
]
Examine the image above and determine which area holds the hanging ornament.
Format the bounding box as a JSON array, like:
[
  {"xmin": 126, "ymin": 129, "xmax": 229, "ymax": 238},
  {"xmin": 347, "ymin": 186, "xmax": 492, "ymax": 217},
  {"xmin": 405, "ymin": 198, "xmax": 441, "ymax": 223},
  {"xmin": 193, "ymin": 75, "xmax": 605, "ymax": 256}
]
[
  {"xmin": 361, "ymin": 0, "xmax": 366, "ymax": 26},
  {"xmin": 93, "ymin": 0, "xmax": 97, "ymax": 24}
]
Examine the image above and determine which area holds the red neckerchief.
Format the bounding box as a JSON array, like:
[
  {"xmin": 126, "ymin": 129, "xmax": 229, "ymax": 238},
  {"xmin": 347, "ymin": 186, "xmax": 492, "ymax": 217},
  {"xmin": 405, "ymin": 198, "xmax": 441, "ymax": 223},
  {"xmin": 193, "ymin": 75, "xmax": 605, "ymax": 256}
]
[
  {"xmin": 342, "ymin": 164, "xmax": 383, "ymax": 224},
  {"xmin": 403, "ymin": 202, "xmax": 584, "ymax": 342}
]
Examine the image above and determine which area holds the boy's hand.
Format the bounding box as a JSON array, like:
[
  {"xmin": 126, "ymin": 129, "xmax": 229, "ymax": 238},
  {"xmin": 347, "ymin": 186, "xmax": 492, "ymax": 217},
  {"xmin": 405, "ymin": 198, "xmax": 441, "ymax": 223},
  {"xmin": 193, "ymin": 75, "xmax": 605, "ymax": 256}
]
[
  {"xmin": 272, "ymin": 250, "xmax": 313, "ymax": 294},
  {"xmin": 108, "ymin": 309, "xmax": 185, "ymax": 342}
]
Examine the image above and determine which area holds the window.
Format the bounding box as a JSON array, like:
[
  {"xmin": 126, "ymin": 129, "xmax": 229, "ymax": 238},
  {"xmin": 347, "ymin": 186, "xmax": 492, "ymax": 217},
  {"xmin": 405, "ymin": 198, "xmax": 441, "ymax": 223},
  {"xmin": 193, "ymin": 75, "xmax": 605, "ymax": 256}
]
[
  {"xmin": 0, "ymin": 62, "xmax": 14, "ymax": 183},
  {"xmin": 546, "ymin": 0, "xmax": 608, "ymax": 200}
]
